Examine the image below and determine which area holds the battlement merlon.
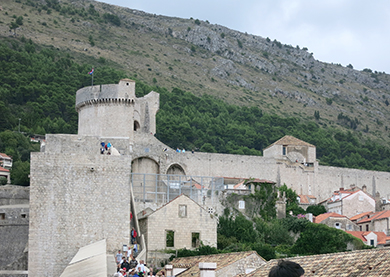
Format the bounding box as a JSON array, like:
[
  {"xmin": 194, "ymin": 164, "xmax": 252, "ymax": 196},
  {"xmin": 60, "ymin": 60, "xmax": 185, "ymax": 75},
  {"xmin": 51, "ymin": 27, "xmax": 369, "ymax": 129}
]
[
  {"xmin": 75, "ymin": 79, "xmax": 160, "ymax": 138},
  {"xmin": 75, "ymin": 79, "xmax": 136, "ymax": 111}
]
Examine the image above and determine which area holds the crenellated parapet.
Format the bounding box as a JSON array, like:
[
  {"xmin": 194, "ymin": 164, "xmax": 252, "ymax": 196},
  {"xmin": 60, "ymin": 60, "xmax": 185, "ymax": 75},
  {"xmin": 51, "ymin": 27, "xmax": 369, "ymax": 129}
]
[{"xmin": 76, "ymin": 79, "xmax": 159, "ymax": 140}]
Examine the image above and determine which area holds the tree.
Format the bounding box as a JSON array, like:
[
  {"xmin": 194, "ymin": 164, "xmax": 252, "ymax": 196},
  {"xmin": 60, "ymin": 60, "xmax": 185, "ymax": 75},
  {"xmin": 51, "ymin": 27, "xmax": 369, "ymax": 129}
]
[
  {"xmin": 326, "ymin": 98, "xmax": 333, "ymax": 105},
  {"xmin": 9, "ymin": 22, "xmax": 19, "ymax": 34},
  {"xmin": 200, "ymin": 143, "xmax": 216, "ymax": 153},
  {"xmin": 279, "ymin": 184, "xmax": 305, "ymax": 216},
  {"xmin": 237, "ymin": 39, "xmax": 243, "ymax": 48},
  {"xmin": 314, "ymin": 110, "xmax": 320, "ymax": 120},
  {"xmin": 291, "ymin": 223, "xmax": 365, "ymax": 255},
  {"xmin": 88, "ymin": 35, "xmax": 95, "ymax": 47},
  {"xmin": 306, "ymin": 204, "xmax": 327, "ymax": 216},
  {"xmin": 16, "ymin": 16, "xmax": 24, "ymax": 26}
]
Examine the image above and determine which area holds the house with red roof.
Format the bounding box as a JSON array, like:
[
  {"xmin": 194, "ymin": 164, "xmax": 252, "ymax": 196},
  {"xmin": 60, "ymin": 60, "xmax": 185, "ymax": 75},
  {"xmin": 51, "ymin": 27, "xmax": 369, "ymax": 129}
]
[
  {"xmin": 314, "ymin": 212, "xmax": 358, "ymax": 231},
  {"xmin": 356, "ymin": 210, "xmax": 390, "ymax": 234},
  {"xmin": 326, "ymin": 186, "xmax": 375, "ymax": 218},
  {"xmin": 350, "ymin": 211, "xmax": 374, "ymax": 224},
  {"xmin": 346, "ymin": 231, "xmax": 390, "ymax": 247},
  {"xmin": 0, "ymin": 153, "xmax": 12, "ymax": 170},
  {"xmin": 297, "ymin": 194, "xmax": 317, "ymax": 210},
  {"xmin": 0, "ymin": 166, "xmax": 10, "ymax": 184}
]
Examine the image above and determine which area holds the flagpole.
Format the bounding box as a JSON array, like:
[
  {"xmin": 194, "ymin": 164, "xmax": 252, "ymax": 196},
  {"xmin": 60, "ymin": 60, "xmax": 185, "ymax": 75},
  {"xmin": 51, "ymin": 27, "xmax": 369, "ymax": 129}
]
[{"xmin": 91, "ymin": 67, "xmax": 94, "ymax": 86}]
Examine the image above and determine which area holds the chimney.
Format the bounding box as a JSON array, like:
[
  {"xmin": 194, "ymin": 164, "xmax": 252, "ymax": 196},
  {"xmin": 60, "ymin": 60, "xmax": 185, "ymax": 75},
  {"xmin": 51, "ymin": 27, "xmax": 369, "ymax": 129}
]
[
  {"xmin": 340, "ymin": 188, "xmax": 344, "ymax": 191},
  {"xmin": 199, "ymin": 262, "xmax": 217, "ymax": 277},
  {"xmin": 165, "ymin": 265, "xmax": 173, "ymax": 277}
]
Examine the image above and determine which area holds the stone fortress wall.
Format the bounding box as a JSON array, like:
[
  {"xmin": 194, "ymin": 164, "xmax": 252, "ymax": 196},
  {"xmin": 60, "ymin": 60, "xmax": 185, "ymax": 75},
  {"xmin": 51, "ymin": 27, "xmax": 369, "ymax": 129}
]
[
  {"xmin": 28, "ymin": 79, "xmax": 390, "ymax": 276},
  {"xmin": 0, "ymin": 186, "xmax": 29, "ymax": 271}
]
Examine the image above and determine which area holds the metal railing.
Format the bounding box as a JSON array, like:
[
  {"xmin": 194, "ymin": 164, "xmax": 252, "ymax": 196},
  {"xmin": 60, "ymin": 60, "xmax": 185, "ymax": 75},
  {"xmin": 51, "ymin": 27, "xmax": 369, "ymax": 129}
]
[{"xmin": 130, "ymin": 173, "xmax": 225, "ymax": 206}]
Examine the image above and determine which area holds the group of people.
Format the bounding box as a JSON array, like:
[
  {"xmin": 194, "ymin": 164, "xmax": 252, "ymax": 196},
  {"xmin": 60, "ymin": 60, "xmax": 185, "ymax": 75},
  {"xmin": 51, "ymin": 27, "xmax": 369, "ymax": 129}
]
[
  {"xmin": 114, "ymin": 250, "xmax": 154, "ymax": 277},
  {"xmin": 100, "ymin": 141, "xmax": 112, "ymax": 155},
  {"xmin": 114, "ymin": 227, "xmax": 155, "ymax": 277}
]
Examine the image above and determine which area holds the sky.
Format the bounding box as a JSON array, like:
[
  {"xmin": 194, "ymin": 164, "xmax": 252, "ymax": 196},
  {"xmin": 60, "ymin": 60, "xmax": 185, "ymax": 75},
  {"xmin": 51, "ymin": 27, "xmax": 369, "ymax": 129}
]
[{"xmin": 99, "ymin": 0, "xmax": 390, "ymax": 73}]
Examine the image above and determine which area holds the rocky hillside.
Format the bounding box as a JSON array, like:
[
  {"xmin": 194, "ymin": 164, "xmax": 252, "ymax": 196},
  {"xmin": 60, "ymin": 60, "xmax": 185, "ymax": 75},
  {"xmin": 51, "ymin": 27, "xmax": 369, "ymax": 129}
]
[{"xmin": 1, "ymin": 0, "xmax": 390, "ymax": 143}]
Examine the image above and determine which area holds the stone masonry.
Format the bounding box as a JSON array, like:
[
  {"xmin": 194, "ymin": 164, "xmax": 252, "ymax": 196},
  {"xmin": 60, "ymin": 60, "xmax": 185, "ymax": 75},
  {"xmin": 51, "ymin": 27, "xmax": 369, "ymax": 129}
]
[{"xmin": 29, "ymin": 79, "xmax": 390, "ymax": 276}]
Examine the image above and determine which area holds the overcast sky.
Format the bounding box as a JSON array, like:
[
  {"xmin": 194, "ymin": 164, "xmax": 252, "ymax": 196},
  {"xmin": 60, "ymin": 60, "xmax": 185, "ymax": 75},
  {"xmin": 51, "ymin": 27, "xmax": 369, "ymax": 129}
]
[{"xmin": 99, "ymin": 0, "xmax": 390, "ymax": 73}]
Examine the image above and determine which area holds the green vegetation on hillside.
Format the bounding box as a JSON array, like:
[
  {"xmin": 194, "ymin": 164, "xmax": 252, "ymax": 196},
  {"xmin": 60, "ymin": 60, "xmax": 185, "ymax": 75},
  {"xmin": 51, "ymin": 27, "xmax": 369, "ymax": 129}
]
[{"xmin": 2, "ymin": 39, "xmax": 390, "ymax": 187}]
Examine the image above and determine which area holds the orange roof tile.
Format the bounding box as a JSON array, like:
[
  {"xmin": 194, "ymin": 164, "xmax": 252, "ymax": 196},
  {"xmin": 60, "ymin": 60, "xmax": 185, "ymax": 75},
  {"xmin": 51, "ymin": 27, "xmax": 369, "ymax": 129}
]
[
  {"xmin": 0, "ymin": 167, "xmax": 9, "ymax": 172},
  {"xmin": 242, "ymin": 248, "xmax": 390, "ymax": 277},
  {"xmin": 298, "ymin": 195, "xmax": 316, "ymax": 204},
  {"xmin": 0, "ymin": 153, "xmax": 11, "ymax": 159},
  {"xmin": 314, "ymin": 212, "xmax": 346, "ymax": 223},
  {"xmin": 346, "ymin": 231, "xmax": 368, "ymax": 242},
  {"xmin": 350, "ymin": 211, "xmax": 374, "ymax": 221},
  {"xmin": 346, "ymin": 231, "xmax": 390, "ymax": 245},
  {"xmin": 263, "ymin": 135, "xmax": 315, "ymax": 150},
  {"xmin": 358, "ymin": 210, "xmax": 390, "ymax": 224},
  {"xmin": 163, "ymin": 251, "xmax": 264, "ymax": 277}
]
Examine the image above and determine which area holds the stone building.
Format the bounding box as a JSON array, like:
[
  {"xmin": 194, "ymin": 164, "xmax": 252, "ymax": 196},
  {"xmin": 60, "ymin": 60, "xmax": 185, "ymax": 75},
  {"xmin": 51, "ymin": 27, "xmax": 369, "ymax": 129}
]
[
  {"xmin": 346, "ymin": 231, "xmax": 390, "ymax": 247},
  {"xmin": 28, "ymin": 79, "xmax": 390, "ymax": 276},
  {"xmin": 356, "ymin": 210, "xmax": 390, "ymax": 234},
  {"xmin": 138, "ymin": 194, "xmax": 217, "ymax": 265},
  {"xmin": 325, "ymin": 186, "xmax": 375, "ymax": 218},
  {"xmin": 314, "ymin": 212, "xmax": 358, "ymax": 231}
]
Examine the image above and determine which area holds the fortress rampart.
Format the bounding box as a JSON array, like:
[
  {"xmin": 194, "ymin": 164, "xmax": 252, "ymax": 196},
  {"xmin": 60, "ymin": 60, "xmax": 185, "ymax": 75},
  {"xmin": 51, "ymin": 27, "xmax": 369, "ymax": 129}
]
[{"xmin": 28, "ymin": 80, "xmax": 390, "ymax": 276}]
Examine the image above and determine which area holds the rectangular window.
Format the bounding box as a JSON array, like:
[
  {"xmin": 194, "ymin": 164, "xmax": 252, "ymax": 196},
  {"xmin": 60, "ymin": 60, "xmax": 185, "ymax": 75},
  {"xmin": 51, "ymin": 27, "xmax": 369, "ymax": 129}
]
[
  {"xmin": 238, "ymin": 200, "xmax": 245, "ymax": 209},
  {"xmin": 21, "ymin": 214, "xmax": 27, "ymax": 219},
  {"xmin": 366, "ymin": 225, "xmax": 369, "ymax": 231},
  {"xmin": 359, "ymin": 225, "xmax": 362, "ymax": 231},
  {"xmin": 166, "ymin": 230, "xmax": 174, "ymax": 247},
  {"xmin": 282, "ymin": 146, "xmax": 287, "ymax": 156},
  {"xmin": 179, "ymin": 205, "xmax": 187, "ymax": 218},
  {"xmin": 0, "ymin": 213, "xmax": 5, "ymax": 220},
  {"xmin": 192, "ymin": 232, "xmax": 200, "ymax": 248},
  {"xmin": 370, "ymin": 239, "xmax": 374, "ymax": 246}
]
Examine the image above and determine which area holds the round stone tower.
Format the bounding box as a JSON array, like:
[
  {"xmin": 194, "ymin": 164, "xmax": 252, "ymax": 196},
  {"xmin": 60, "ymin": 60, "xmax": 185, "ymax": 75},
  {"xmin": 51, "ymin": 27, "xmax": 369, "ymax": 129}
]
[{"xmin": 75, "ymin": 79, "xmax": 159, "ymax": 140}]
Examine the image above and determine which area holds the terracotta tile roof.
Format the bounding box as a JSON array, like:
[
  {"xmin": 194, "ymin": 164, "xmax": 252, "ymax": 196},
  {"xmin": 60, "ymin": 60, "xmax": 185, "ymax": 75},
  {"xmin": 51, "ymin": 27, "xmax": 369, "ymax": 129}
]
[
  {"xmin": 327, "ymin": 188, "xmax": 374, "ymax": 204},
  {"xmin": 358, "ymin": 210, "xmax": 390, "ymax": 224},
  {"xmin": 164, "ymin": 251, "xmax": 264, "ymax": 276},
  {"xmin": 346, "ymin": 231, "xmax": 390, "ymax": 245},
  {"xmin": 264, "ymin": 135, "xmax": 315, "ymax": 150},
  {"xmin": 0, "ymin": 166, "xmax": 9, "ymax": 172},
  {"xmin": 346, "ymin": 231, "xmax": 369, "ymax": 242},
  {"xmin": 350, "ymin": 211, "xmax": 374, "ymax": 221},
  {"xmin": 0, "ymin": 153, "xmax": 11, "ymax": 159},
  {"xmin": 241, "ymin": 248, "xmax": 390, "ymax": 276},
  {"xmin": 314, "ymin": 212, "xmax": 346, "ymax": 223},
  {"xmin": 298, "ymin": 195, "xmax": 316, "ymax": 204}
]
